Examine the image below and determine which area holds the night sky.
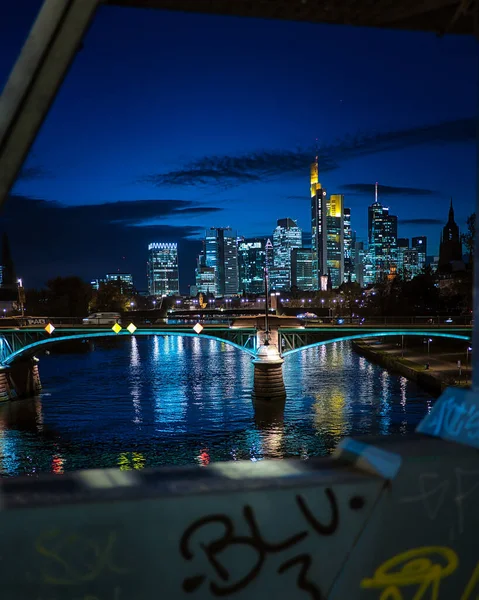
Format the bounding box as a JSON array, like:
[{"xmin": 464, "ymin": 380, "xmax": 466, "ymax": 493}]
[{"xmin": 0, "ymin": 1, "xmax": 477, "ymax": 292}]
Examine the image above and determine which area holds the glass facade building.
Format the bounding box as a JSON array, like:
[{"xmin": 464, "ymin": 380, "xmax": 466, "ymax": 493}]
[
  {"xmin": 310, "ymin": 159, "xmax": 328, "ymax": 289},
  {"xmin": 343, "ymin": 208, "xmax": 353, "ymax": 283},
  {"xmin": 238, "ymin": 238, "xmax": 266, "ymax": 294},
  {"xmin": 271, "ymin": 218, "xmax": 302, "ymax": 290},
  {"xmin": 105, "ymin": 273, "xmax": 134, "ymax": 293},
  {"xmin": 368, "ymin": 184, "xmax": 398, "ymax": 282},
  {"xmin": 412, "ymin": 236, "xmax": 427, "ymax": 271},
  {"xmin": 204, "ymin": 228, "xmax": 239, "ymax": 297},
  {"xmin": 147, "ymin": 243, "xmax": 179, "ymax": 297},
  {"xmin": 291, "ymin": 248, "xmax": 313, "ymax": 290},
  {"xmin": 326, "ymin": 194, "xmax": 344, "ymax": 288}
]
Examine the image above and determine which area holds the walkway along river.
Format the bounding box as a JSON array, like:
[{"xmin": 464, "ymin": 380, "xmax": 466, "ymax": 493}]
[{"xmin": 0, "ymin": 336, "xmax": 434, "ymax": 476}]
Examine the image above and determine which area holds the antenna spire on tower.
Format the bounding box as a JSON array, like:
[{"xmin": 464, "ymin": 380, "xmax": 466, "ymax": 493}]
[{"xmin": 375, "ymin": 182, "xmax": 379, "ymax": 203}]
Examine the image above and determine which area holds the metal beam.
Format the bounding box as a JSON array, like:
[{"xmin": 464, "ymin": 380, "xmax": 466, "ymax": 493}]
[{"xmin": 0, "ymin": 0, "xmax": 101, "ymax": 208}]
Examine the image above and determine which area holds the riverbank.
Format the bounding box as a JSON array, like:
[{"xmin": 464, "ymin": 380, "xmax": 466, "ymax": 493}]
[{"xmin": 352, "ymin": 337, "xmax": 471, "ymax": 397}]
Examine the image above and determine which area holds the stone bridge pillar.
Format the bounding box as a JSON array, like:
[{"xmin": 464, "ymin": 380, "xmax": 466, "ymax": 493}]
[
  {"xmin": 1, "ymin": 358, "xmax": 42, "ymax": 400},
  {"xmin": 252, "ymin": 344, "xmax": 286, "ymax": 402}
]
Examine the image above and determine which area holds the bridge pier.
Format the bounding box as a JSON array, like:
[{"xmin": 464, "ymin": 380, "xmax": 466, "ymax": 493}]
[
  {"xmin": 0, "ymin": 358, "xmax": 42, "ymax": 400},
  {"xmin": 252, "ymin": 344, "xmax": 286, "ymax": 402}
]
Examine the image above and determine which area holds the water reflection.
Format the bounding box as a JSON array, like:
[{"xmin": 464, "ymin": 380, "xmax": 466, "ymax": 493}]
[{"xmin": 0, "ymin": 337, "xmax": 435, "ymax": 475}]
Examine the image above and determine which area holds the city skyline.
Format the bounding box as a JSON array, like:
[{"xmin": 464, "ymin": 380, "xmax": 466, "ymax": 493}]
[{"xmin": 0, "ymin": 2, "xmax": 476, "ymax": 291}]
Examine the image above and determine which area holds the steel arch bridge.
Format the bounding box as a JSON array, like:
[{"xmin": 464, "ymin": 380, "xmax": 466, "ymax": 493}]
[{"xmin": 0, "ymin": 326, "xmax": 471, "ymax": 365}]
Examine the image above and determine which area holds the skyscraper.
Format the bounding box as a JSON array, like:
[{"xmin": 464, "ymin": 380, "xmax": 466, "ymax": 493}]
[
  {"xmin": 238, "ymin": 238, "xmax": 266, "ymax": 294},
  {"xmin": 368, "ymin": 183, "xmax": 398, "ymax": 281},
  {"xmin": 439, "ymin": 200, "xmax": 463, "ymax": 271},
  {"xmin": 412, "ymin": 236, "xmax": 427, "ymax": 271},
  {"xmin": 271, "ymin": 218, "xmax": 302, "ymax": 290},
  {"xmin": 343, "ymin": 208, "xmax": 353, "ymax": 282},
  {"xmin": 310, "ymin": 159, "xmax": 327, "ymax": 289},
  {"xmin": 326, "ymin": 194, "xmax": 344, "ymax": 287},
  {"xmin": 397, "ymin": 238, "xmax": 409, "ymax": 275},
  {"xmin": 205, "ymin": 227, "xmax": 239, "ymax": 296},
  {"xmin": 291, "ymin": 248, "xmax": 313, "ymax": 290},
  {"xmin": 147, "ymin": 243, "xmax": 179, "ymax": 296}
]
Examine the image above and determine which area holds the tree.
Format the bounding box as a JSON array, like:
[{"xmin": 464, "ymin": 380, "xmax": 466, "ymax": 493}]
[
  {"xmin": 90, "ymin": 281, "xmax": 129, "ymax": 313},
  {"xmin": 47, "ymin": 276, "xmax": 92, "ymax": 317},
  {"xmin": 461, "ymin": 212, "xmax": 475, "ymax": 265}
]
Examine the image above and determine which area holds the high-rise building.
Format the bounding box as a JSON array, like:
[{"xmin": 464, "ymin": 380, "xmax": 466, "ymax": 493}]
[
  {"xmin": 368, "ymin": 183, "xmax": 398, "ymax": 282},
  {"xmin": 439, "ymin": 200, "xmax": 463, "ymax": 272},
  {"xmin": 271, "ymin": 218, "xmax": 302, "ymax": 290},
  {"xmin": 204, "ymin": 227, "xmax": 239, "ymax": 297},
  {"xmin": 352, "ymin": 236, "xmax": 365, "ymax": 287},
  {"xmin": 105, "ymin": 273, "xmax": 134, "ymax": 294},
  {"xmin": 291, "ymin": 248, "xmax": 313, "ymax": 290},
  {"xmin": 397, "ymin": 238, "xmax": 409, "ymax": 274},
  {"xmin": 147, "ymin": 242, "xmax": 179, "ymax": 297},
  {"xmin": 195, "ymin": 264, "xmax": 216, "ymax": 295},
  {"xmin": 310, "ymin": 159, "xmax": 328, "ymax": 289},
  {"xmin": 343, "ymin": 208, "xmax": 353, "ymax": 283},
  {"xmin": 238, "ymin": 238, "xmax": 266, "ymax": 294},
  {"xmin": 326, "ymin": 194, "xmax": 344, "ymax": 287},
  {"xmin": 401, "ymin": 249, "xmax": 421, "ymax": 280},
  {"xmin": 412, "ymin": 236, "xmax": 427, "ymax": 271}
]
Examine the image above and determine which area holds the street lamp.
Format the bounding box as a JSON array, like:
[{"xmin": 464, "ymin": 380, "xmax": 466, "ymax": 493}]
[
  {"xmin": 467, "ymin": 346, "xmax": 472, "ymax": 378},
  {"xmin": 427, "ymin": 338, "xmax": 432, "ymax": 356}
]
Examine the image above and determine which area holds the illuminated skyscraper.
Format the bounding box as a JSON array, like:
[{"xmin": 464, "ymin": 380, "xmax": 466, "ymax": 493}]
[
  {"xmin": 326, "ymin": 194, "xmax": 344, "ymax": 287},
  {"xmin": 368, "ymin": 183, "xmax": 398, "ymax": 281},
  {"xmin": 204, "ymin": 227, "xmax": 239, "ymax": 296},
  {"xmin": 310, "ymin": 159, "xmax": 327, "ymax": 289},
  {"xmin": 271, "ymin": 218, "xmax": 302, "ymax": 290},
  {"xmin": 238, "ymin": 238, "xmax": 266, "ymax": 294},
  {"xmin": 397, "ymin": 238, "xmax": 409, "ymax": 275},
  {"xmin": 412, "ymin": 236, "xmax": 427, "ymax": 271},
  {"xmin": 147, "ymin": 243, "xmax": 179, "ymax": 296},
  {"xmin": 343, "ymin": 208, "xmax": 353, "ymax": 282},
  {"xmin": 291, "ymin": 248, "xmax": 313, "ymax": 290}
]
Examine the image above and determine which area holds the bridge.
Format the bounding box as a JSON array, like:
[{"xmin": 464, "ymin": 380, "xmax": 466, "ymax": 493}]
[{"xmin": 0, "ymin": 320, "xmax": 471, "ymax": 401}]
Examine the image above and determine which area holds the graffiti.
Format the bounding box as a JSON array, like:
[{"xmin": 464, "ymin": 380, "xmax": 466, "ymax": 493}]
[
  {"xmin": 361, "ymin": 548, "xmax": 479, "ymax": 600},
  {"xmin": 35, "ymin": 530, "xmax": 130, "ymax": 586},
  {"xmin": 400, "ymin": 469, "xmax": 479, "ymax": 538},
  {"xmin": 180, "ymin": 488, "xmax": 363, "ymax": 599},
  {"xmin": 418, "ymin": 394, "xmax": 479, "ymax": 443},
  {"xmin": 360, "ymin": 546, "xmax": 459, "ymax": 599}
]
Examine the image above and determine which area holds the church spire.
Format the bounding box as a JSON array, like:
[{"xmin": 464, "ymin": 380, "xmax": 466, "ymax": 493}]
[{"xmin": 449, "ymin": 198, "xmax": 454, "ymax": 222}]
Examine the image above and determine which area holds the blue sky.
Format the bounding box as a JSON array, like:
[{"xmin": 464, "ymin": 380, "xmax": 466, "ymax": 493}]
[{"xmin": 0, "ymin": 1, "xmax": 477, "ymax": 290}]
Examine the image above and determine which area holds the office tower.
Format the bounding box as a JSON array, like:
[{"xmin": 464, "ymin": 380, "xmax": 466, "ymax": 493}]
[
  {"xmin": 265, "ymin": 238, "xmax": 274, "ymax": 272},
  {"xmin": 147, "ymin": 242, "xmax": 179, "ymax": 297},
  {"xmin": 401, "ymin": 249, "xmax": 421, "ymax": 280},
  {"xmin": 310, "ymin": 158, "xmax": 327, "ymax": 289},
  {"xmin": 291, "ymin": 248, "xmax": 313, "ymax": 290},
  {"xmin": 271, "ymin": 218, "xmax": 302, "ymax": 290},
  {"xmin": 368, "ymin": 183, "xmax": 398, "ymax": 281},
  {"xmin": 352, "ymin": 236, "xmax": 365, "ymax": 287},
  {"xmin": 238, "ymin": 238, "xmax": 266, "ymax": 294},
  {"xmin": 326, "ymin": 194, "xmax": 344, "ymax": 287},
  {"xmin": 343, "ymin": 208, "xmax": 353, "ymax": 283},
  {"xmin": 439, "ymin": 200, "xmax": 462, "ymax": 271},
  {"xmin": 397, "ymin": 238, "xmax": 409, "ymax": 274},
  {"xmin": 105, "ymin": 273, "xmax": 134, "ymax": 294},
  {"xmin": 205, "ymin": 227, "xmax": 239, "ymax": 296},
  {"xmin": 195, "ymin": 264, "xmax": 217, "ymax": 295},
  {"xmin": 412, "ymin": 236, "xmax": 427, "ymax": 271}
]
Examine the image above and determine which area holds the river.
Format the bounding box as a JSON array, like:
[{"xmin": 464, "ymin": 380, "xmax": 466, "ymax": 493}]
[{"xmin": 0, "ymin": 336, "xmax": 433, "ymax": 475}]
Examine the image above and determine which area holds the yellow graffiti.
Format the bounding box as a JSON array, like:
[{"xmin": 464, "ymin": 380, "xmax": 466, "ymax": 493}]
[
  {"xmin": 36, "ymin": 530, "xmax": 130, "ymax": 585},
  {"xmin": 461, "ymin": 560, "xmax": 479, "ymax": 600},
  {"xmin": 360, "ymin": 546, "xmax": 458, "ymax": 600}
]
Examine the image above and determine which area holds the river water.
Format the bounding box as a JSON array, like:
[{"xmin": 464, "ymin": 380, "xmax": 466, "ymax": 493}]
[{"xmin": 0, "ymin": 336, "xmax": 433, "ymax": 476}]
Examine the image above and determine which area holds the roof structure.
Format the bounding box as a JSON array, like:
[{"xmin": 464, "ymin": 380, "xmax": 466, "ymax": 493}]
[{"xmin": 106, "ymin": 0, "xmax": 478, "ymax": 36}]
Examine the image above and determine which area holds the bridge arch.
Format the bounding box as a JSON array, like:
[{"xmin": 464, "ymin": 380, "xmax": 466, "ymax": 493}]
[
  {"xmin": 1, "ymin": 330, "xmax": 257, "ymax": 365},
  {"xmin": 282, "ymin": 331, "xmax": 471, "ymax": 357}
]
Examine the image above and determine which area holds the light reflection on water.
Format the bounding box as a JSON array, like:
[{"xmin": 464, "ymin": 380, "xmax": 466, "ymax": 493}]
[{"xmin": 0, "ymin": 337, "xmax": 434, "ymax": 475}]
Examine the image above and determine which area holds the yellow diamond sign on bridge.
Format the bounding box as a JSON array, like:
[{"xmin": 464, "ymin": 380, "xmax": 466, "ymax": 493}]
[
  {"xmin": 127, "ymin": 323, "xmax": 137, "ymax": 334},
  {"xmin": 112, "ymin": 323, "xmax": 122, "ymax": 334},
  {"xmin": 44, "ymin": 323, "xmax": 55, "ymax": 335},
  {"xmin": 193, "ymin": 323, "xmax": 204, "ymax": 335}
]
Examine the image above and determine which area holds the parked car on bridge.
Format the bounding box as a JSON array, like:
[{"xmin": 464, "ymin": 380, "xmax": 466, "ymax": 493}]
[{"xmin": 82, "ymin": 312, "xmax": 121, "ymax": 326}]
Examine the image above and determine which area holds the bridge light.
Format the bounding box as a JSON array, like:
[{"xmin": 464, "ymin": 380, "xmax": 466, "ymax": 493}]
[
  {"xmin": 193, "ymin": 323, "xmax": 204, "ymax": 334},
  {"xmin": 45, "ymin": 323, "xmax": 55, "ymax": 335},
  {"xmin": 127, "ymin": 323, "xmax": 137, "ymax": 334},
  {"xmin": 112, "ymin": 323, "xmax": 122, "ymax": 334}
]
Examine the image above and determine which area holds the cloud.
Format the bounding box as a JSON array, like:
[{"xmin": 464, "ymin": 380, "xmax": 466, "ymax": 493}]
[
  {"xmin": 1, "ymin": 196, "xmax": 222, "ymax": 291},
  {"xmin": 140, "ymin": 117, "xmax": 475, "ymax": 189},
  {"xmin": 16, "ymin": 166, "xmax": 53, "ymax": 182},
  {"xmin": 339, "ymin": 183, "xmax": 437, "ymax": 197},
  {"xmin": 398, "ymin": 218, "xmax": 443, "ymax": 226}
]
